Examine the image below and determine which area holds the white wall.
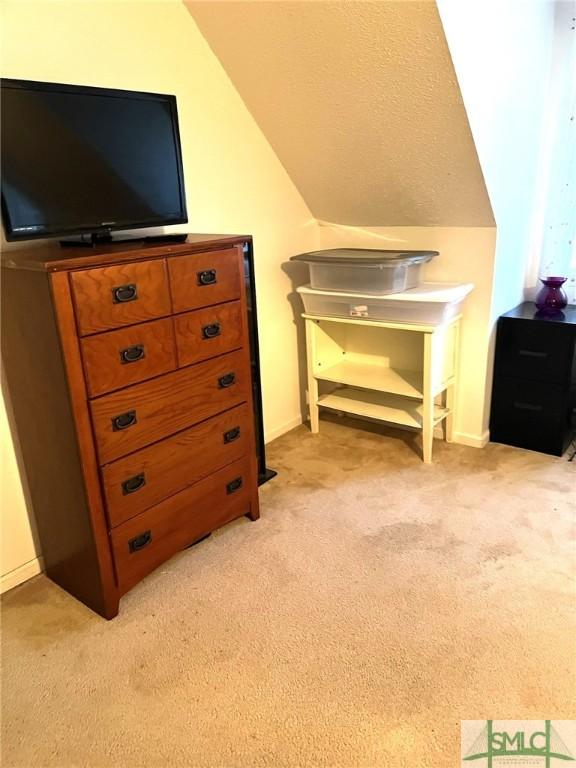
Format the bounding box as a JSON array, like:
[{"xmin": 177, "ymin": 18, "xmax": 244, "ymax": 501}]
[
  {"xmin": 0, "ymin": 390, "xmax": 41, "ymax": 592},
  {"xmin": 0, "ymin": 0, "xmax": 319, "ymax": 590},
  {"xmin": 438, "ymin": 0, "xmax": 557, "ymax": 319},
  {"xmin": 531, "ymin": 1, "xmax": 576, "ymax": 302},
  {"xmin": 188, "ymin": 0, "xmax": 494, "ymax": 227},
  {"xmin": 317, "ymin": 223, "xmax": 497, "ymax": 445}
]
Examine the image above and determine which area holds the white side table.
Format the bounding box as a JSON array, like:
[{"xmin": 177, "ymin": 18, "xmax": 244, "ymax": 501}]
[{"xmin": 303, "ymin": 313, "xmax": 461, "ymax": 463}]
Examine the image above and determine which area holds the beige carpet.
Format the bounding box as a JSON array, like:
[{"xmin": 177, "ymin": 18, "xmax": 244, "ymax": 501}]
[{"xmin": 2, "ymin": 417, "xmax": 575, "ymax": 767}]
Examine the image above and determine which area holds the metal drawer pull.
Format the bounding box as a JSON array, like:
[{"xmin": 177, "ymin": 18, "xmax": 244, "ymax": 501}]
[
  {"xmin": 128, "ymin": 530, "xmax": 152, "ymax": 553},
  {"xmin": 197, "ymin": 269, "xmax": 217, "ymax": 286},
  {"xmin": 112, "ymin": 283, "xmax": 138, "ymax": 304},
  {"xmin": 223, "ymin": 426, "xmax": 241, "ymax": 444},
  {"xmin": 112, "ymin": 410, "xmax": 137, "ymax": 431},
  {"xmin": 122, "ymin": 473, "xmax": 146, "ymax": 495},
  {"xmin": 518, "ymin": 349, "xmax": 548, "ymax": 359},
  {"xmin": 202, "ymin": 322, "xmax": 221, "ymax": 339},
  {"xmin": 119, "ymin": 344, "xmax": 145, "ymax": 364},
  {"xmin": 218, "ymin": 372, "xmax": 236, "ymax": 389},
  {"xmin": 513, "ymin": 401, "xmax": 544, "ymax": 412},
  {"xmin": 226, "ymin": 477, "xmax": 243, "ymax": 495}
]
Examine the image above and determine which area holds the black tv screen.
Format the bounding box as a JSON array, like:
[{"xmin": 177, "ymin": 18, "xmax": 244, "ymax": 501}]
[{"xmin": 1, "ymin": 79, "xmax": 188, "ymax": 241}]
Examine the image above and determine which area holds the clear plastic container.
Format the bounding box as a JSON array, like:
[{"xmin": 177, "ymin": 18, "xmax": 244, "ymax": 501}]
[
  {"xmin": 290, "ymin": 248, "xmax": 438, "ymax": 294},
  {"xmin": 297, "ymin": 283, "xmax": 474, "ymax": 326}
]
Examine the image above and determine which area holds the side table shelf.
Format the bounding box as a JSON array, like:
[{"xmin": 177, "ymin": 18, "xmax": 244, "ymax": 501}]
[{"xmin": 303, "ymin": 313, "xmax": 461, "ymax": 463}]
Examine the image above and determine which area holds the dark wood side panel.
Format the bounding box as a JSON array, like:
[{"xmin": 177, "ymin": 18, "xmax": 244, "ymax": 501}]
[
  {"xmin": 90, "ymin": 349, "xmax": 250, "ymax": 465},
  {"xmin": 102, "ymin": 403, "xmax": 252, "ymax": 528},
  {"xmin": 111, "ymin": 456, "xmax": 253, "ymax": 594},
  {"xmin": 1, "ymin": 268, "xmax": 118, "ymax": 617},
  {"xmin": 235, "ymin": 244, "xmax": 260, "ymax": 522}
]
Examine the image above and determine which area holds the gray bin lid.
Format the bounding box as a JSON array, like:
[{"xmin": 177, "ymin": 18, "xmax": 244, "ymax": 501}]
[{"xmin": 290, "ymin": 248, "xmax": 439, "ymax": 265}]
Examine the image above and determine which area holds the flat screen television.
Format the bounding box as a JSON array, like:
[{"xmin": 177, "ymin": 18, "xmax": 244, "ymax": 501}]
[{"xmin": 1, "ymin": 79, "xmax": 188, "ymax": 243}]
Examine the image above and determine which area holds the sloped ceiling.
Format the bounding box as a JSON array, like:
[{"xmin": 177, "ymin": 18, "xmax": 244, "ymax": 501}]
[{"xmin": 186, "ymin": 0, "xmax": 494, "ymax": 227}]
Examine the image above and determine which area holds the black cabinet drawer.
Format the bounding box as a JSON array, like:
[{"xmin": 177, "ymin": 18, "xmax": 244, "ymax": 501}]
[
  {"xmin": 497, "ymin": 319, "xmax": 574, "ymax": 384},
  {"xmin": 491, "ymin": 378, "xmax": 574, "ymax": 456}
]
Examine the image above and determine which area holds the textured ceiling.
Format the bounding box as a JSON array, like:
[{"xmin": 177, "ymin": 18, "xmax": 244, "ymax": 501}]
[{"xmin": 186, "ymin": 0, "xmax": 494, "ymax": 227}]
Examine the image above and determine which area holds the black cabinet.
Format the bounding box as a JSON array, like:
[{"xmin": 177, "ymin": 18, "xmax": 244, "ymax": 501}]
[{"xmin": 490, "ymin": 303, "xmax": 576, "ymax": 456}]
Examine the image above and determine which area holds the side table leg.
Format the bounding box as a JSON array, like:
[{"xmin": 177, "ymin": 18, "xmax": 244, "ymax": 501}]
[
  {"xmin": 305, "ymin": 319, "xmax": 320, "ymax": 433},
  {"xmin": 445, "ymin": 318, "xmax": 459, "ymax": 444},
  {"xmin": 422, "ymin": 332, "xmax": 434, "ymax": 463},
  {"xmin": 445, "ymin": 383, "xmax": 455, "ymax": 443}
]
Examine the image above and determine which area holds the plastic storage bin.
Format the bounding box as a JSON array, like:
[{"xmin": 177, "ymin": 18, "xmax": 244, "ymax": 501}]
[
  {"xmin": 290, "ymin": 248, "xmax": 438, "ymax": 295},
  {"xmin": 297, "ymin": 282, "xmax": 474, "ymax": 326}
]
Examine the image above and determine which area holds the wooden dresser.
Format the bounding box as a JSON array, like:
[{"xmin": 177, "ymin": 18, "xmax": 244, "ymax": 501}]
[{"xmin": 1, "ymin": 234, "xmax": 260, "ymax": 618}]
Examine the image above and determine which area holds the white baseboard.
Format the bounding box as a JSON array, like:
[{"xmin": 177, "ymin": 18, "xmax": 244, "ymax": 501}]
[
  {"xmin": 264, "ymin": 415, "xmax": 303, "ymax": 444},
  {"xmin": 1, "ymin": 556, "xmax": 44, "ymax": 594},
  {"xmin": 406, "ymin": 425, "xmax": 489, "ymax": 447},
  {"xmin": 452, "ymin": 430, "xmax": 490, "ymax": 448}
]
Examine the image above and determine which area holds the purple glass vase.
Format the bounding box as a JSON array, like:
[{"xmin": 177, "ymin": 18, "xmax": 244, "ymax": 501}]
[{"xmin": 535, "ymin": 276, "xmax": 568, "ymax": 314}]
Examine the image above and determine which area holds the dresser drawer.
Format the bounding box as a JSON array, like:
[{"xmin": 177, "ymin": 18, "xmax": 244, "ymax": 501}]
[
  {"xmin": 497, "ymin": 319, "xmax": 575, "ymax": 384},
  {"xmin": 102, "ymin": 403, "xmax": 251, "ymax": 527},
  {"xmin": 71, "ymin": 259, "xmax": 171, "ymax": 335},
  {"xmin": 81, "ymin": 318, "xmax": 177, "ymax": 398},
  {"xmin": 174, "ymin": 300, "xmax": 244, "ymax": 367},
  {"xmin": 91, "ymin": 349, "xmax": 250, "ymax": 464},
  {"xmin": 168, "ymin": 248, "xmax": 242, "ymax": 313},
  {"xmin": 111, "ymin": 456, "xmax": 252, "ymax": 593}
]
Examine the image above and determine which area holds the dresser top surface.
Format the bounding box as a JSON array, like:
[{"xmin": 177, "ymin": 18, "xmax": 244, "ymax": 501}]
[
  {"xmin": 501, "ymin": 302, "xmax": 576, "ymax": 327},
  {"xmin": 0, "ymin": 234, "xmax": 250, "ymax": 272}
]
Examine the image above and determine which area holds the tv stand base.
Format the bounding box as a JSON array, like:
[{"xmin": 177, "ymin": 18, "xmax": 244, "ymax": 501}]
[
  {"xmin": 59, "ymin": 232, "xmax": 188, "ymax": 248},
  {"xmin": 144, "ymin": 233, "xmax": 189, "ymax": 245}
]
